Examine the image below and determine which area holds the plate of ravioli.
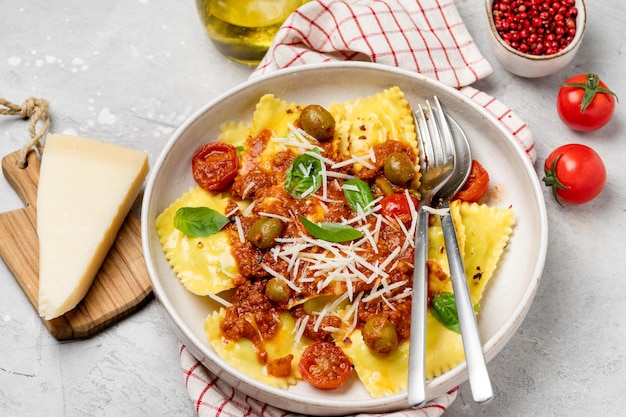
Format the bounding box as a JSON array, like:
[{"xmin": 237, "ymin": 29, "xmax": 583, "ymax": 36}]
[{"xmin": 141, "ymin": 62, "xmax": 548, "ymax": 415}]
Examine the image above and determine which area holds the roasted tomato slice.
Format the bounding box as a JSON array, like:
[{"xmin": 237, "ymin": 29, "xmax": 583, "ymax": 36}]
[
  {"xmin": 298, "ymin": 341, "xmax": 353, "ymax": 390},
  {"xmin": 191, "ymin": 142, "xmax": 238, "ymax": 192},
  {"xmin": 455, "ymin": 160, "xmax": 490, "ymax": 202},
  {"xmin": 380, "ymin": 193, "xmax": 419, "ymax": 220}
]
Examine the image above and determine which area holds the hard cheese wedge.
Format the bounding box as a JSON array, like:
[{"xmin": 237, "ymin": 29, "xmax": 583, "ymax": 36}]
[{"xmin": 37, "ymin": 134, "xmax": 149, "ymax": 320}]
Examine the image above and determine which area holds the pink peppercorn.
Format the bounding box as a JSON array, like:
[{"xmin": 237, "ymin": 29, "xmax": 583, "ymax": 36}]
[{"xmin": 492, "ymin": 0, "xmax": 578, "ymax": 56}]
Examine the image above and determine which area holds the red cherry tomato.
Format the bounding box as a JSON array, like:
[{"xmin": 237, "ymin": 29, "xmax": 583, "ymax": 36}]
[
  {"xmin": 542, "ymin": 144, "xmax": 606, "ymax": 205},
  {"xmin": 298, "ymin": 341, "xmax": 353, "ymax": 390},
  {"xmin": 557, "ymin": 73, "xmax": 618, "ymax": 132},
  {"xmin": 455, "ymin": 160, "xmax": 490, "ymax": 203},
  {"xmin": 191, "ymin": 142, "xmax": 238, "ymax": 192},
  {"xmin": 380, "ymin": 193, "xmax": 419, "ymax": 220}
]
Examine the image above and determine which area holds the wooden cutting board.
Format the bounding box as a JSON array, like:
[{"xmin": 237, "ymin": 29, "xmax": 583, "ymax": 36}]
[{"xmin": 0, "ymin": 150, "xmax": 152, "ymax": 340}]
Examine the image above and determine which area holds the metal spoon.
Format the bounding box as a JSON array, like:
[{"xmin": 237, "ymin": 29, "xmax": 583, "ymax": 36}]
[{"xmin": 432, "ymin": 97, "xmax": 494, "ymax": 404}]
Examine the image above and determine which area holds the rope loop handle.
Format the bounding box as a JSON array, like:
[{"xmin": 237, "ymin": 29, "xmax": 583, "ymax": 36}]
[{"xmin": 0, "ymin": 97, "xmax": 51, "ymax": 168}]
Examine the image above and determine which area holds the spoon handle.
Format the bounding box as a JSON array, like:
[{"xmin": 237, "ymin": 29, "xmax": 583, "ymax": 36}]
[
  {"xmin": 440, "ymin": 211, "xmax": 494, "ymax": 403},
  {"xmin": 407, "ymin": 209, "xmax": 429, "ymax": 407}
]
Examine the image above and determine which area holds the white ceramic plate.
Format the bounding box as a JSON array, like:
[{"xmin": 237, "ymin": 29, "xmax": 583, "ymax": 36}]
[{"xmin": 141, "ymin": 62, "xmax": 548, "ymax": 415}]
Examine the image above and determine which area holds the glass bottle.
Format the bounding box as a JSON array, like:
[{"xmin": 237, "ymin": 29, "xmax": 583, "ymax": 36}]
[{"xmin": 196, "ymin": 0, "xmax": 309, "ymax": 66}]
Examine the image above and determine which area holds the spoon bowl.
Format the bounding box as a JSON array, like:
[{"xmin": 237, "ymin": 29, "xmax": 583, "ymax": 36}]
[{"xmin": 433, "ymin": 114, "xmax": 472, "ymax": 204}]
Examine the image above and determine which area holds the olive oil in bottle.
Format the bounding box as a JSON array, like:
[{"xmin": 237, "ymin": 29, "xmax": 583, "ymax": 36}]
[{"xmin": 196, "ymin": 0, "xmax": 308, "ymax": 66}]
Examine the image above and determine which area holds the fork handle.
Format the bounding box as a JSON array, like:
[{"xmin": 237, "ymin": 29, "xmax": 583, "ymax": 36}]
[
  {"xmin": 407, "ymin": 210, "xmax": 429, "ymax": 407},
  {"xmin": 440, "ymin": 211, "xmax": 494, "ymax": 404}
]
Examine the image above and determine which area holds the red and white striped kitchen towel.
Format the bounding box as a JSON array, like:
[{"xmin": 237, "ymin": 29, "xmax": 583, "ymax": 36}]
[
  {"xmin": 181, "ymin": 1, "xmax": 535, "ymax": 416},
  {"xmin": 180, "ymin": 343, "xmax": 459, "ymax": 417},
  {"xmin": 251, "ymin": 0, "xmax": 535, "ymax": 163},
  {"xmin": 252, "ymin": 0, "xmax": 491, "ymax": 88}
]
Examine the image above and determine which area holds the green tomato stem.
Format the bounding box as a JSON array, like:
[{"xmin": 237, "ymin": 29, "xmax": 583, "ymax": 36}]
[
  {"xmin": 562, "ymin": 73, "xmax": 618, "ymax": 113},
  {"xmin": 542, "ymin": 154, "xmax": 569, "ymax": 207}
]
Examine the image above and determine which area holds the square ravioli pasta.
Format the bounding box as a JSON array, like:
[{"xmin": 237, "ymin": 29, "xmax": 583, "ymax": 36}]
[{"xmin": 155, "ymin": 87, "xmax": 515, "ymax": 396}]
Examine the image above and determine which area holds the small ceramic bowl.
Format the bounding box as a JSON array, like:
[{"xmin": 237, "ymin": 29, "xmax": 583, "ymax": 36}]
[{"xmin": 485, "ymin": 0, "xmax": 586, "ymax": 78}]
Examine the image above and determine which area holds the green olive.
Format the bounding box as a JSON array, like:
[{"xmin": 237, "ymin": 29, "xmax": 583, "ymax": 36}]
[
  {"xmin": 383, "ymin": 152, "xmax": 415, "ymax": 185},
  {"xmin": 265, "ymin": 277, "xmax": 291, "ymax": 303},
  {"xmin": 374, "ymin": 176, "xmax": 394, "ymax": 196},
  {"xmin": 246, "ymin": 217, "xmax": 283, "ymax": 249},
  {"xmin": 362, "ymin": 316, "xmax": 398, "ymax": 355},
  {"xmin": 299, "ymin": 104, "xmax": 336, "ymax": 141}
]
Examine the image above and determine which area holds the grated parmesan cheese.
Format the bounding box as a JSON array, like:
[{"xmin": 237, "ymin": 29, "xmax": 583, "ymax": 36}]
[
  {"xmin": 205, "ymin": 290, "xmax": 233, "ymax": 308},
  {"xmin": 423, "ymin": 205, "xmax": 451, "ymax": 215},
  {"xmin": 233, "ymin": 216, "xmax": 245, "ymax": 243},
  {"xmin": 258, "ymin": 212, "xmax": 293, "ymax": 223},
  {"xmin": 293, "ymin": 315, "xmax": 309, "ymax": 344},
  {"xmin": 208, "ymin": 117, "xmax": 425, "ymax": 350},
  {"xmin": 241, "ymin": 181, "xmax": 256, "ymax": 199}
]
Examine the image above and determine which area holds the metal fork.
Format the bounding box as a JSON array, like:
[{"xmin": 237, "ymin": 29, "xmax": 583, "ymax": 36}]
[
  {"xmin": 407, "ymin": 99, "xmax": 455, "ymax": 407},
  {"xmin": 431, "ymin": 97, "xmax": 494, "ymax": 404}
]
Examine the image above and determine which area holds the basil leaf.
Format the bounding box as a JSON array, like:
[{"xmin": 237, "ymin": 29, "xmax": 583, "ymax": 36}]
[
  {"xmin": 285, "ymin": 149, "xmax": 323, "ymax": 198},
  {"xmin": 430, "ymin": 292, "xmax": 461, "ymax": 334},
  {"xmin": 343, "ymin": 179, "xmax": 375, "ymax": 214},
  {"xmin": 299, "ymin": 215, "xmax": 363, "ymax": 243},
  {"xmin": 173, "ymin": 206, "xmax": 230, "ymax": 237}
]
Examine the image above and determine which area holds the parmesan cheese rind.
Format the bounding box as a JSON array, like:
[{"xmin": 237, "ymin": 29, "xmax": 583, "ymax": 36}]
[
  {"xmin": 155, "ymin": 187, "xmax": 247, "ymax": 295},
  {"xmin": 204, "ymin": 309, "xmax": 307, "ymax": 388}
]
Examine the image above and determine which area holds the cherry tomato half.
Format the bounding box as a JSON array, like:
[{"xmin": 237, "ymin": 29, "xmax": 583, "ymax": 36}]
[
  {"xmin": 191, "ymin": 142, "xmax": 238, "ymax": 192},
  {"xmin": 298, "ymin": 341, "xmax": 353, "ymax": 390},
  {"xmin": 455, "ymin": 160, "xmax": 490, "ymax": 203},
  {"xmin": 380, "ymin": 193, "xmax": 419, "ymax": 221},
  {"xmin": 542, "ymin": 144, "xmax": 606, "ymax": 205},
  {"xmin": 557, "ymin": 73, "xmax": 618, "ymax": 132}
]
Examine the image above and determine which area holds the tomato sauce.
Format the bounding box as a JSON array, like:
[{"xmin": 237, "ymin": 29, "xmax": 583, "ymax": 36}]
[{"xmin": 220, "ymin": 129, "xmax": 422, "ymax": 369}]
